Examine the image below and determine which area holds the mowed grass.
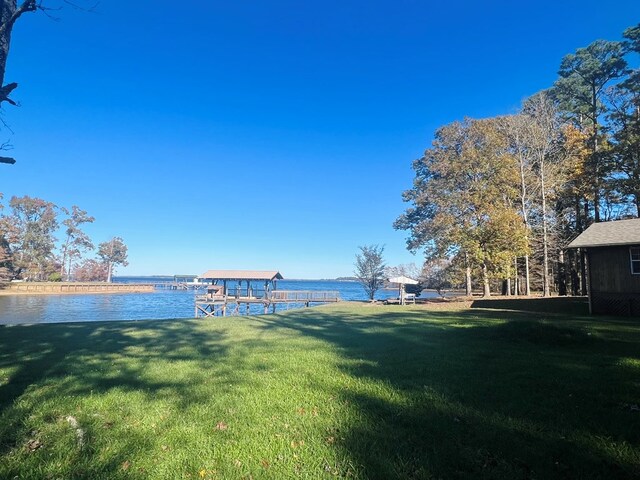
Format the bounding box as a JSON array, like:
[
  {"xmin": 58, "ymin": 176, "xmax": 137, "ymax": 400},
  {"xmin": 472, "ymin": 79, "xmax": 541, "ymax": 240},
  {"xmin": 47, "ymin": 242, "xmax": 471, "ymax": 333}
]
[{"xmin": 0, "ymin": 303, "xmax": 639, "ymax": 479}]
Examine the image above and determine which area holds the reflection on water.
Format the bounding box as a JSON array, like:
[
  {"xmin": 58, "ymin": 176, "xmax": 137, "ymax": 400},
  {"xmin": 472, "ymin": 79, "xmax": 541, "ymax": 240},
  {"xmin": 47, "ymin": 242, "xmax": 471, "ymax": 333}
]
[{"xmin": 0, "ymin": 280, "xmax": 433, "ymax": 325}]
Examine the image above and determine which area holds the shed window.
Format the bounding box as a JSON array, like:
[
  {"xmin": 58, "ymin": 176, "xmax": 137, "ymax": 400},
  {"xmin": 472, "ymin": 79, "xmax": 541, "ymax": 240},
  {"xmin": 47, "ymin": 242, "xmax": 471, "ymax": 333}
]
[{"xmin": 631, "ymin": 247, "xmax": 640, "ymax": 274}]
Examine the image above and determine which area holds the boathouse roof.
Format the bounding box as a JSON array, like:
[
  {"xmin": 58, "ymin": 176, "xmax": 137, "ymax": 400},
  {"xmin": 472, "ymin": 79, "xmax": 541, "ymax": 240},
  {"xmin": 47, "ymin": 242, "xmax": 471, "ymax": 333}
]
[
  {"xmin": 199, "ymin": 270, "xmax": 284, "ymax": 281},
  {"xmin": 567, "ymin": 218, "xmax": 640, "ymax": 249}
]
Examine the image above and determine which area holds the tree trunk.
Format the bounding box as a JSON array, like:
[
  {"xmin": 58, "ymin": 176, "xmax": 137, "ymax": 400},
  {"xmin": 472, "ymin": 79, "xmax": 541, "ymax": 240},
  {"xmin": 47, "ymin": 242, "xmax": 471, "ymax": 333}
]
[
  {"xmin": 592, "ymin": 82, "xmax": 600, "ymax": 223},
  {"xmin": 513, "ymin": 257, "xmax": 519, "ymax": 296},
  {"xmin": 0, "ymin": 1, "xmax": 17, "ymax": 88},
  {"xmin": 505, "ymin": 278, "xmax": 511, "ymax": 296},
  {"xmin": 580, "ymin": 249, "xmax": 588, "ymax": 296},
  {"xmin": 0, "ymin": 1, "xmax": 36, "ymax": 95},
  {"xmin": 464, "ymin": 252, "xmax": 472, "ymax": 296},
  {"xmin": 482, "ymin": 264, "xmax": 491, "ymax": 297},
  {"xmin": 524, "ymin": 255, "xmax": 531, "ymax": 296},
  {"xmin": 517, "ymin": 148, "xmax": 531, "ymax": 297},
  {"xmin": 558, "ymin": 249, "xmax": 567, "ymax": 296},
  {"xmin": 59, "ymin": 239, "xmax": 69, "ymax": 279},
  {"xmin": 540, "ymin": 165, "xmax": 550, "ymax": 297},
  {"xmin": 67, "ymin": 256, "xmax": 73, "ymax": 281},
  {"xmin": 575, "ymin": 196, "xmax": 582, "ymax": 233},
  {"xmin": 106, "ymin": 262, "xmax": 113, "ymax": 283},
  {"xmin": 569, "ymin": 249, "xmax": 580, "ymax": 296}
]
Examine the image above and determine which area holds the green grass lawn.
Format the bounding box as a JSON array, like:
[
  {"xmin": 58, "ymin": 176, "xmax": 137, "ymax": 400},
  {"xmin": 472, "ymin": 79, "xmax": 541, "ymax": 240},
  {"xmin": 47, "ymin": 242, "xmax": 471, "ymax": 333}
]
[{"xmin": 0, "ymin": 303, "xmax": 639, "ymax": 479}]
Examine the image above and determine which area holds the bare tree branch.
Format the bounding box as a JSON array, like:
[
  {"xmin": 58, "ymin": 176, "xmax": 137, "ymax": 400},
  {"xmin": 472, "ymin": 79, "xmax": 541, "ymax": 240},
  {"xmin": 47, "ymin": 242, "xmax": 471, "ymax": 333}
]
[
  {"xmin": 63, "ymin": 0, "xmax": 99, "ymax": 13},
  {"xmin": 0, "ymin": 1, "xmax": 37, "ymax": 39}
]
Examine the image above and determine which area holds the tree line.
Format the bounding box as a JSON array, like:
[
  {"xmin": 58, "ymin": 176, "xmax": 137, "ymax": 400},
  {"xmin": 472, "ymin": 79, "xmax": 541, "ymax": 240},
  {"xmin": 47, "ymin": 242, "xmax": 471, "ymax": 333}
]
[
  {"xmin": 395, "ymin": 24, "xmax": 640, "ymax": 297},
  {"xmin": 0, "ymin": 194, "xmax": 128, "ymax": 283}
]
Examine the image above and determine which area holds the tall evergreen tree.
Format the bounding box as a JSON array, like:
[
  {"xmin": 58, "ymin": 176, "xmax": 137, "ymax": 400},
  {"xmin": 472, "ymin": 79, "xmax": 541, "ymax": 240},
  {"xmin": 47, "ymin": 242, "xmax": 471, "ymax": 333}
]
[
  {"xmin": 552, "ymin": 39, "xmax": 627, "ymax": 222},
  {"xmin": 607, "ymin": 24, "xmax": 640, "ymax": 215}
]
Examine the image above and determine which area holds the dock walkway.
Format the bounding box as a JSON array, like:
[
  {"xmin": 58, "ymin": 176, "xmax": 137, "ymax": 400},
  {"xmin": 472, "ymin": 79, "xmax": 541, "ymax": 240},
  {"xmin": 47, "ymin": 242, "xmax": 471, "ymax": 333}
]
[{"xmin": 195, "ymin": 290, "xmax": 340, "ymax": 317}]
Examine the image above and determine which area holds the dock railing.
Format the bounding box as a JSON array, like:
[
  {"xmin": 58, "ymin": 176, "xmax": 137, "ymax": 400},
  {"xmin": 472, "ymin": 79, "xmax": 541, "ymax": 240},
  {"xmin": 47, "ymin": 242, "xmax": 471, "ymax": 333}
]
[{"xmin": 269, "ymin": 290, "xmax": 340, "ymax": 303}]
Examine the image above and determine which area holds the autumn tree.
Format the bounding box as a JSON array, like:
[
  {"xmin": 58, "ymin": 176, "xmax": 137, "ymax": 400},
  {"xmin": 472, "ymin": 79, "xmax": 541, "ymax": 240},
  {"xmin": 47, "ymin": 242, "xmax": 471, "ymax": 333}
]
[
  {"xmin": 0, "ymin": 193, "xmax": 13, "ymax": 280},
  {"xmin": 7, "ymin": 195, "xmax": 58, "ymax": 280},
  {"xmin": 0, "ymin": 237, "xmax": 11, "ymax": 281},
  {"xmin": 72, "ymin": 258, "xmax": 107, "ymax": 282},
  {"xmin": 0, "ymin": 195, "xmax": 11, "ymax": 281},
  {"xmin": 394, "ymin": 120, "xmax": 474, "ymax": 294},
  {"xmin": 354, "ymin": 244, "xmax": 385, "ymax": 301},
  {"xmin": 501, "ymin": 114, "xmax": 536, "ymax": 295},
  {"xmin": 395, "ymin": 118, "xmax": 528, "ymax": 297},
  {"xmin": 97, "ymin": 237, "xmax": 128, "ymax": 283},
  {"xmin": 521, "ymin": 92, "xmax": 568, "ymax": 296},
  {"xmin": 59, "ymin": 205, "xmax": 94, "ymax": 280}
]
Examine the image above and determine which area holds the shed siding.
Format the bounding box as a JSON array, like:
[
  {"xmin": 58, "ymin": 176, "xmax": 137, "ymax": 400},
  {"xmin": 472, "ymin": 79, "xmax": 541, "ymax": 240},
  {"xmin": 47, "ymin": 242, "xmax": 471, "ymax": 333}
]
[{"xmin": 588, "ymin": 245, "xmax": 640, "ymax": 316}]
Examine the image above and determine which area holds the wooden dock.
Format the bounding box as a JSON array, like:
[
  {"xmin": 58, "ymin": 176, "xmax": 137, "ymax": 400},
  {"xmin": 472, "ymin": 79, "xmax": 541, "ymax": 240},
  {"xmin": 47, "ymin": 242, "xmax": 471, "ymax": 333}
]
[{"xmin": 195, "ymin": 290, "xmax": 340, "ymax": 317}]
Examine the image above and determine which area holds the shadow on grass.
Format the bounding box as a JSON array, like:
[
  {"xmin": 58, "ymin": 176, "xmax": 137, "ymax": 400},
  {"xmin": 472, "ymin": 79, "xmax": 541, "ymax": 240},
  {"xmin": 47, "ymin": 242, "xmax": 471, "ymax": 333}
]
[
  {"xmin": 0, "ymin": 320, "xmax": 228, "ymax": 413},
  {"xmin": 1, "ymin": 305, "xmax": 639, "ymax": 479},
  {"xmin": 254, "ymin": 306, "xmax": 640, "ymax": 479},
  {"xmin": 0, "ymin": 319, "xmax": 237, "ymax": 478},
  {"xmin": 471, "ymin": 296, "xmax": 590, "ymax": 315}
]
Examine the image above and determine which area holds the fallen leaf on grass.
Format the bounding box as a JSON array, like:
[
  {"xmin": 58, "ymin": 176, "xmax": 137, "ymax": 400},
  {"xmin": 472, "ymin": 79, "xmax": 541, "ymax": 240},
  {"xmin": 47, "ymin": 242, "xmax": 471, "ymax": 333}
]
[
  {"xmin": 325, "ymin": 436, "xmax": 336, "ymax": 445},
  {"xmin": 260, "ymin": 459, "xmax": 270, "ymax": 469},
  {"xmin": 234, "ymin": 459, "xmax": 242, "ymax": 468},
  {"xmin": 215, "ymin": 421, "xmax": 228, "ymax": 431},
  {"xmin": 297, "ymin": 408, "xmax": 306, "ymax": 415},
  {"xmin": 121, "ymin": 460, "xmax": 131, "ymax": 471},
  {"xmin": 25, "ymin": 438, "xmax": 43, "ymax": 452},
  {"xmin": 161, "ymin": 445, "xmax": 170, "ymax": 451}
]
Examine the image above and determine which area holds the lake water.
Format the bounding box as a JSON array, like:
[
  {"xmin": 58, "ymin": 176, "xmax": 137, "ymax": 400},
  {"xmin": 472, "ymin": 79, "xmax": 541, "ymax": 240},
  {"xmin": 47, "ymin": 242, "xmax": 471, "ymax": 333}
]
[{"xmin": 0, "ymin": 278, "xmax": 435, "ymax": 325}]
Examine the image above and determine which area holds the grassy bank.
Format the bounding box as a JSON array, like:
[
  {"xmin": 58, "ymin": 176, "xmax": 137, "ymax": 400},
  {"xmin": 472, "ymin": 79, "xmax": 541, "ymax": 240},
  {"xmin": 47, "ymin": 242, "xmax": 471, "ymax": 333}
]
[{"xmin": 0, "ymin": 303, "xmax": 638, "ymax": 479}]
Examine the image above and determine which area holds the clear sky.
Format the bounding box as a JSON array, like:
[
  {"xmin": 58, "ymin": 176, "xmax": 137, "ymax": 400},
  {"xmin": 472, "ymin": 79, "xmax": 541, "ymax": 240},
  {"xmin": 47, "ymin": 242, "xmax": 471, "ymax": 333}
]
[{"xmin": 2, "ymin": 1, "xmax": 639, "ymax": 278}]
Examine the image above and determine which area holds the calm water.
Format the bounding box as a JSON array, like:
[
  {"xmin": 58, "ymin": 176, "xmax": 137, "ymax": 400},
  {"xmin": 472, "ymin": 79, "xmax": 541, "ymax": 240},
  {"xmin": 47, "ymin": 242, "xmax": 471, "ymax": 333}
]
[{"xmin": 0, "ymin": 278, "xmax": 434, "ymax": 325}]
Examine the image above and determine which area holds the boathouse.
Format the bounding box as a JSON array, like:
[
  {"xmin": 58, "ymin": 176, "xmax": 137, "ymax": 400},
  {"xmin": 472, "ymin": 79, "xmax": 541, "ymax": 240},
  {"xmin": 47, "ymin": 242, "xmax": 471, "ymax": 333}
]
[
  {"xmin": 567, "ymin": 218, "xmax": 640, "ymax": 316},
  {"xmin": 199, "ymin": 270, "xmax": 283, "ymax": 298},
  {"xmin": 194, "ymin": 269, "xmax": 340, "ymax": 317}
]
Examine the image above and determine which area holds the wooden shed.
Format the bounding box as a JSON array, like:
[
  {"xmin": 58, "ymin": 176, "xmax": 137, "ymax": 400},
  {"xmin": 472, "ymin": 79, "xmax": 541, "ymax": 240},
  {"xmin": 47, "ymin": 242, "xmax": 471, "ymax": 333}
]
[{"xmin": 567, "ymin": 218, "xmax": 640, "ymax": 316}]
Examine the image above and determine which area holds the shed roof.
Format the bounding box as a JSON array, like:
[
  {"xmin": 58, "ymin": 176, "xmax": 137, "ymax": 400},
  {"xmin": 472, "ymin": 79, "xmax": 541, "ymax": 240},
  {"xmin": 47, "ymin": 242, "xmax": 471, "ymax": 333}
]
[
  {"xmin": 567, "ymin": 218, "xmax": 640, "ymax": 248},
  {"xmin": 199, "ymin": 270, "xmax": 284, "ymax": 281}
]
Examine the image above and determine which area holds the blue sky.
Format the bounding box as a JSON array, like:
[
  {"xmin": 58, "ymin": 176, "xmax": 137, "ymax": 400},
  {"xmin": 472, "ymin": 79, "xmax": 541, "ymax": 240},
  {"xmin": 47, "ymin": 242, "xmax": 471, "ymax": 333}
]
[{"xmin": 2, "ymin": 1, "xmax": 639, "ymax": 278}]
